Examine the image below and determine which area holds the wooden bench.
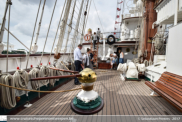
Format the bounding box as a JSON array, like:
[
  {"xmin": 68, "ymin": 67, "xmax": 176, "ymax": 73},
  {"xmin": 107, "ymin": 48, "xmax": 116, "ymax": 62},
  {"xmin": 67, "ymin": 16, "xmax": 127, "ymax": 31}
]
[{"xmin": 145, "ymin": 72, "xmax": 182, "ymax": 112}]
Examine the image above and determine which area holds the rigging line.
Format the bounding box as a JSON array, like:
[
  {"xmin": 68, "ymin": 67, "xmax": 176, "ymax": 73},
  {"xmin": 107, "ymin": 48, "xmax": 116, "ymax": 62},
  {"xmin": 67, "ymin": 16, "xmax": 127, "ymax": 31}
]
[
  {"xmin": 6, "ymin": 1, "xmax": 11, "ymax": 73},
  {"xmin": 0, "ymin": 0, "xmax": 9, "ymax": 43},
  {"xmin": 47, "ymin": 0, "xmax": 67, "ymax": 65},
  {"xmin": 63, "ymin": 0, "xmax": 77, "ymax": 54},
  {"xmin": 26, "ymin": 0, "xmax": 42, "ymax": 69},
  {"xmin": 0, "ymin": 24, "xmax": 29, "ymax": 50},
  {"xmin": 79, "ymin": 0, "xmax": 90, "ymax": 44},
  {"xmin": 92, "ymin": 0, "xmax": 105, "ymax": 33},
  {"xmin": 40, "ymin": 0, "xmax": 57, "ymax": 64},
  {"xmin": 34, "ymin": 0, "xmax": 47, "ymax": 45},
  {"xmin": 82, "ymin": 0, "xmax": 92, "ymax": 39}
]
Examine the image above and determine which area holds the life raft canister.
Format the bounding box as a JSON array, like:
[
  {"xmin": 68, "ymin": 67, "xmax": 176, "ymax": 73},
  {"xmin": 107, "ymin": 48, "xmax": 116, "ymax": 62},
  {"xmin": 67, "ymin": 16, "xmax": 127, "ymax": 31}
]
[
  {"xmin": 107, "ymin": 35, "xmax": 116, "ymax": 45},
  {"xmin": 84, "ymin": 34, "xmax": 91, "ymax": 41}
]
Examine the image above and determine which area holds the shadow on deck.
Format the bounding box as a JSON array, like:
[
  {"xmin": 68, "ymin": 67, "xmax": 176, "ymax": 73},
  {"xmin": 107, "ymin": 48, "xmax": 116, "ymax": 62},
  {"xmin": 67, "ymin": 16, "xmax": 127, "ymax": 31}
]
[{"xmin": 16, "ymin": 70, "xmax": 182, "ymax": 115}]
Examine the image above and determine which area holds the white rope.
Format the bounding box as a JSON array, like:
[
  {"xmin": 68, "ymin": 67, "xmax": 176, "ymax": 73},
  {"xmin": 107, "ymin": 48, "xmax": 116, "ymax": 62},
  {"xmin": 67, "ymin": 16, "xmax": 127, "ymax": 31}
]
[
  {"xmin": 79, "ymin": 0, "xmax": 90, "ymax": 44},
  {"xmin": 55, "ymin": 0, "xmax": 73, "ymax": 54},
  {"xmin": 47, "ymin": 0, "xmax": 67, "ymax": 65},
  {"xmin": 34, "ymin": 0, "xmax": 46, "ymax": 45},
  {"xmin": 0, "ymin": 0, "xmax": 10, "ymax": 43},
  {"xmin": 48, "ymin": 65, "xmax": 57, "ymax": 86},
  {"xmin": 93, "ymin": 0, "xmax": 105, "ymax": 33},
  {"xmin": 69, "ymin": 0, "xmax": 84, "ymax": 60},
  {"xmin": 26, "ymin": 0, "xmax": 42, "ymax": 69},
  {"xmin": 40, "ymin": 0, "xmax": 57, "ymax": 64},
  {"xmin": 63, "ymin": 0, "xmax": 77, "ymax": 54},
  {"xmin": 55, "ymin": 62, "xmax": 64, "ymax": 81},
  {"xmin": 13, "ymin": 70, "xmax": 29, "ymax": 89},
  {"xmin": 0, "ymin": 24, "xmax": 29, "ymax": 50},
  {"xmin": 0, "ymin": 74, "xmax": 16, "ymax": 109},
  {"xmin": 29, "ymin": 68, "xmax": 40, "ymax": 90},
  {"xmin": 6, "ymin": 1, "xmax": 11, "ymax": 73},
  {"xmin": 39, "ymin": 65, "xmax": 49, "ymax": 86}
]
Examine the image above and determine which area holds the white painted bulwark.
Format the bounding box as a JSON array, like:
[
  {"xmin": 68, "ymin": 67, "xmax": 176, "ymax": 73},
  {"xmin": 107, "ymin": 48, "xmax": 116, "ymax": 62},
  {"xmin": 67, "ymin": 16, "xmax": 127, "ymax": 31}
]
[
  {"xmin": 155, "ymin": 0, "xmax": 182, "ymax": 24},
  {"xmin": 0, "ymin": 55, "xmax": 55, "ymax": 73},
  {"xmin": 167, "ymin": 22, "xmax": 182, "ymax": 76}
]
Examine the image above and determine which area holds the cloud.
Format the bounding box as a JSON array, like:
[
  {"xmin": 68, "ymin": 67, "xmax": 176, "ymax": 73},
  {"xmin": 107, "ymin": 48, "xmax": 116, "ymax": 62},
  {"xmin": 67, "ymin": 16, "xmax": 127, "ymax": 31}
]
[
  {"xmin": 0, "ymin": 0, "xmax": 117, "ymax": 52},
  {"xmin": 18, "ymin": 0, "xmax": 54, "ymax": 7}
]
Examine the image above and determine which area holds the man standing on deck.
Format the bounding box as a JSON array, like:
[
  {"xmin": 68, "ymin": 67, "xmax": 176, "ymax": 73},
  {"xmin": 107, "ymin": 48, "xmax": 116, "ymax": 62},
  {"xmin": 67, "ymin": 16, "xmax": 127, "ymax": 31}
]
[
  {"xmin": 74, "ymin": 44, "xmax": 83, "ymax": 85},
  {"xmin": 97, "ymin": 28, "xmax": 101, "ymax": 40}
]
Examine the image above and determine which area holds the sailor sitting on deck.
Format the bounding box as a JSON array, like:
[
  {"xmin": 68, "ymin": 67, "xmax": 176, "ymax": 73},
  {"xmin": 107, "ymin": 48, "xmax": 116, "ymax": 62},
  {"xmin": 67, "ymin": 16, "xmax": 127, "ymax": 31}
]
[
  {"xmin": 110, "ymin": 53, "xmax": 118, "ymax": 70},
  {"xmin": 83, "ymin": 48, "xmax": 94, "ymax": 70}
]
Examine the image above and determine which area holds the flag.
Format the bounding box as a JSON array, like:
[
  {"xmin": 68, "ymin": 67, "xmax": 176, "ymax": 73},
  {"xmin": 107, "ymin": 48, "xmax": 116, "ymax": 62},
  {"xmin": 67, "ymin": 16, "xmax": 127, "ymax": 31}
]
[
  {"xmin": 117, "ymin": 8, "xmax": 121, "ymax": 11},
  {"xmin": 118, "ymin": 1, "xmax": 123, "ymax": 4},
  {"xmin": 116, "ymin": 15, "xmax": 120, "ymax": 18}
]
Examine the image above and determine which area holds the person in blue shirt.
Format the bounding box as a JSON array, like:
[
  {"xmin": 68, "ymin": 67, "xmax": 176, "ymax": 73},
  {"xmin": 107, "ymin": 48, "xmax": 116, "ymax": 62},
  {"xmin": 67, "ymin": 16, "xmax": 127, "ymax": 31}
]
[{"xmin": 74, "ymin": 44, "xmax": 83, "ymax": 85}]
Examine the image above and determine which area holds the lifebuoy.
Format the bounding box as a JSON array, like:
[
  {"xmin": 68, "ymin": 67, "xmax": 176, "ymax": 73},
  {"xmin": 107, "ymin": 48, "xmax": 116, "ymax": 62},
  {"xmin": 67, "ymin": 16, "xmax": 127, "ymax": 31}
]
[
  {"xmin": 84, "ymin": 34, "xmax": 91, "ymax": 41},
  {"xmin": 107, "ymin": 35, "xmax": 115, "ymax": 45}
]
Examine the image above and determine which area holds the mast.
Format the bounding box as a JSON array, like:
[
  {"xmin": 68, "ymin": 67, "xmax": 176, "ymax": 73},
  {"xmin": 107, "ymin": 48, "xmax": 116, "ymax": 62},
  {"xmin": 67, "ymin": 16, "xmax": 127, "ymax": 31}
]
[
  {"xmin": 54, "ymin": 0, "xmax": 73, "ymax": 55},
  {"xmin": 69, "ymin": 0, "xmax": 84, "ymax": 59},
  {"xmin": 79, "ymin": 0, "xmax": 90, "ymax": 44},
  {"xmin": 0, "ymin": 0, "xmax": 12, "ymax": 54},
  {"xmin": 143, "ymin": 0, "xmax": 157, "ymax": 61},
  {"xmin": 64, "ymin": 0, "xmax": 77, "ymax": 54}
]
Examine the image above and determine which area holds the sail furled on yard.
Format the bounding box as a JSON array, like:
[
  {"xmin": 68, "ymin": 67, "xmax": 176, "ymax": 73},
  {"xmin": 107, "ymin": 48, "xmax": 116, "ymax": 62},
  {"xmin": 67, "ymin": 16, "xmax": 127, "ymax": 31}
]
[{"xmin": 55, "ymin": 0, "xmax": 73, "ymax": 55}]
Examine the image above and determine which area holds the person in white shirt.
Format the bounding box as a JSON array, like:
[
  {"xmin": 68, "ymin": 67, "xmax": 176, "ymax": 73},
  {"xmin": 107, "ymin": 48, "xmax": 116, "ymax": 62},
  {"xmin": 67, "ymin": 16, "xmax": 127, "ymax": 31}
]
[
  {"xmin": 83, "ymin": 48, "xmax": 93, "ymax": 70},
  {"xmin": 74, "ymin": 44, "xmax": 83, "ymax": 85},
  {"xmin": 110, "ymin": 53, "xmax": 117, "ymax": 69},
  {"xmin": 92, "ymin": 32, "xmax": 98, "ymax": 50},
  {"xmin": 97, "ymin": 28, "xmax": 101, "ymax": 38}
]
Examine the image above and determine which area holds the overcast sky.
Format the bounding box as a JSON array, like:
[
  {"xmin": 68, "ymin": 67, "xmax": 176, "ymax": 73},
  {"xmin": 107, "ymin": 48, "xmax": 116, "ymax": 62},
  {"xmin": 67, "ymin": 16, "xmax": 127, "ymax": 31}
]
[{"xmin": 0, "ymin": 0, "xmax": 126, "ymax": 52}]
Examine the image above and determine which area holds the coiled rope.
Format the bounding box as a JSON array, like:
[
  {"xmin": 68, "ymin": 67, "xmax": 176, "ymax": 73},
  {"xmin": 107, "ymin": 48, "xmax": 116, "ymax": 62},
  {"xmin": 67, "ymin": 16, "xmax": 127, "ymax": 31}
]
[
  {"xmin": 0, "ymin": 74, "xmax": 16, "ymax": 109},
  {"xmin": 39, "ymin": 65, "xmax": 49, "ymax": 86},
  {"xmin": 13, "ymin": 69, "xmax": 29, "ymax": 88},
  {"xmin": 48, "ymin": 65, "xmax": 57, "ymax": 86},
  {"xmin": 29, "ymin": 68, "xmax": 40, "ymax": 90}
]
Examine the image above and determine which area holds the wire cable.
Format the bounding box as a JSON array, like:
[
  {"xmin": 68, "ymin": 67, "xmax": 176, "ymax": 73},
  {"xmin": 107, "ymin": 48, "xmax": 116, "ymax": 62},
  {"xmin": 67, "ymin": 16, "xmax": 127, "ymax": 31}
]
[{"xmin": 92, "ymin": 0, "xmax": 105, "ymax": 33}]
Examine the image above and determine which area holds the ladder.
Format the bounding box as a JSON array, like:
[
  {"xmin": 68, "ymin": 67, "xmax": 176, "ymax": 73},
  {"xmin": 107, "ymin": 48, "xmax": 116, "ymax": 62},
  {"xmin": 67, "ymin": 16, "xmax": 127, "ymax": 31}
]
[{"xmin": 90, "ymin": 40, "xmax": 99, "ymax": 68}]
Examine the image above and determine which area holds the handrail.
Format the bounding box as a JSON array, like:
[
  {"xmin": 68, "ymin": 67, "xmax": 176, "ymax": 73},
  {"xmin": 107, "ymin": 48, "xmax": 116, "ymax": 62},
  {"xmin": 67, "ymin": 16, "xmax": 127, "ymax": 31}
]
[
  {"xmin": 49, "ymin": 67, "xmax": 78, "ymax": 74},
  {"xmin": 30, "ymin": 74, "xmax": 82, "ymax": 81}
]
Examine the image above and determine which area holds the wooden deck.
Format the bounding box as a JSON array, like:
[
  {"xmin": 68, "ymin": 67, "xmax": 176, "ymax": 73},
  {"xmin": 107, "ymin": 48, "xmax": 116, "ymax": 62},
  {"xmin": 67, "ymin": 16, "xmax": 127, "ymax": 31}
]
[{"xmin": 17, "ymin": 70, "xmax": 182, "ymax": 115}]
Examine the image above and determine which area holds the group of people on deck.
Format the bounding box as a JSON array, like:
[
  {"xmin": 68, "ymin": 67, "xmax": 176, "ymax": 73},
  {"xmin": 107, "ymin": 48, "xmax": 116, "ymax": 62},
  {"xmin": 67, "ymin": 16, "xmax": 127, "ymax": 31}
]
[
  {"xmin": 74, "ymin": 44, "xmax": 94, "ymax": 85},
  {"xmin": 73, "ymin": 28, "xmax": 124, "ymax": 85},
  {"xmin": 73, "ymin": 44, "xmax": 124, "ymax": 85},
  {"xmin": 110, "ymin": 49, "xmax": 124, "ymax": 70}
]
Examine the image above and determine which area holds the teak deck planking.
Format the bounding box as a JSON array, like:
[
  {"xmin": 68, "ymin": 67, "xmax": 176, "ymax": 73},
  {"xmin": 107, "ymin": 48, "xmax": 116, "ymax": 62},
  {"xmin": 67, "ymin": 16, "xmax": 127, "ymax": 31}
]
[{"xmin": 17, "ymin": 70, "xmax": 182, "ymax": 115}]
